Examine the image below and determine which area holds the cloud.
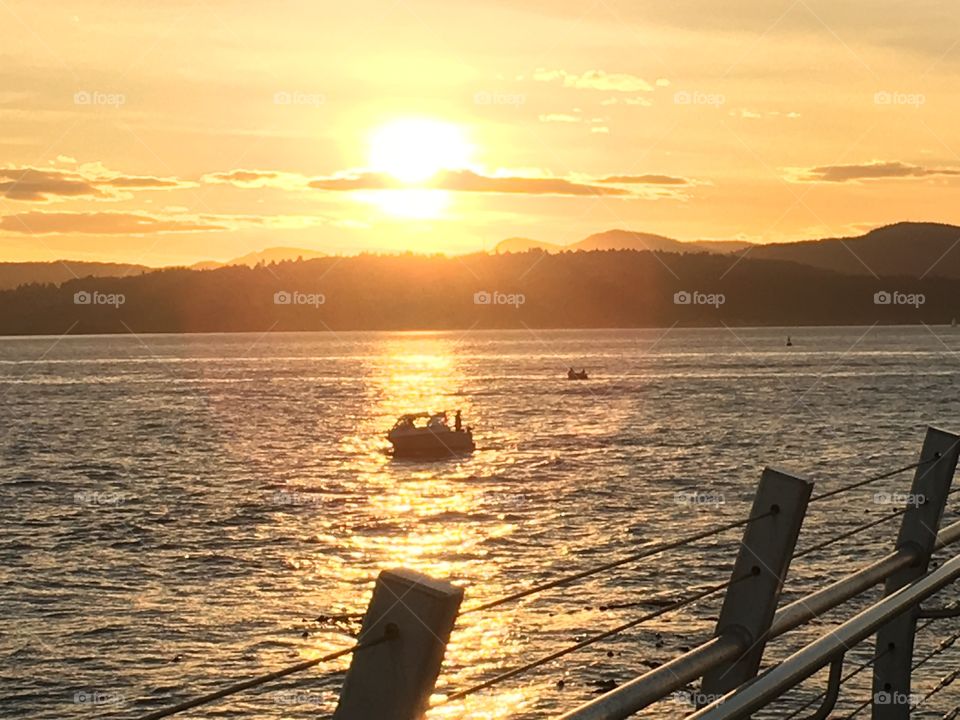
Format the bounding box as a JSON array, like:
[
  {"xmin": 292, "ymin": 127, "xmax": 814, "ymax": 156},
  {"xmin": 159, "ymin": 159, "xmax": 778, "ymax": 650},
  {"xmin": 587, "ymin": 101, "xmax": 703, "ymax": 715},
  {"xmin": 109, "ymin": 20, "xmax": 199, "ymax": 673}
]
[
  {"xmin": 0, "ymin": 168, "xmax": 103, "ymax": 201},
  {"xmin": 202, "ymin": 169, "xmax": 308, "ymax": 190},
  {"xmin": 791, "ymin": 161, "xmax": 960, "ymax": 183},
  {"xmin": 434, "ymin": 170, "xmax": 629, "ymax": 195},
  {"xmin": 0, "ymin": 165, "xmax": 191, "ymax": 201},
  {"xmin": 0, "ymin": 211, "xmax": 224, "ymax": 234},
  {"xmin": 539, "ymin": 113, "xmax": 580, "ymax": 123},
  {"xmin": 210, "ymin": 167, "xmax": 684, "ymax": 197},
  {"xmin": 534, "ymin": 68, "xmax": 654, "ymax": 93},
  {"xmin": 305, "ymin": 169, "xmax": 631, "ymax": 196},
  {"xmin": 600, "ymin": 174, "xmax": 690, "ymax": 185}
]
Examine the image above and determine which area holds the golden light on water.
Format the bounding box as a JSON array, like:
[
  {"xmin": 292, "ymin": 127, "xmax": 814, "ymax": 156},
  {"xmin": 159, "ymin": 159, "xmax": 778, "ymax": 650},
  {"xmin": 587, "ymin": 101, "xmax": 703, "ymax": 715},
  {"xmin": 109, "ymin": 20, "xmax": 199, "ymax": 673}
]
[{"xmin": 356, "ymin": 335, "xmax": 535, "ymax": 718}]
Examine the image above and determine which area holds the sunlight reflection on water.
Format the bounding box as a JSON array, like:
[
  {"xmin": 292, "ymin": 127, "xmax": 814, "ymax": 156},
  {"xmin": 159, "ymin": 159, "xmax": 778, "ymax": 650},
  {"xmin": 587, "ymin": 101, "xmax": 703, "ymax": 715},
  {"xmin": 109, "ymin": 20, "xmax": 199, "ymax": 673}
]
[{"xmin": 3, "ymin": 327, "xmax": 960, "ymax": 719}]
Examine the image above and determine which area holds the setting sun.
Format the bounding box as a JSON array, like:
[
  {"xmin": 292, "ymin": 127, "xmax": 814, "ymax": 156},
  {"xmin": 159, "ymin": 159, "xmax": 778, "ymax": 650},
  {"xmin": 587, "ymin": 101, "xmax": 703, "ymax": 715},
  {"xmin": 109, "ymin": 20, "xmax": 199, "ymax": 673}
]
[{"xmin": 369, "ymin": 118, "xmax": 472, "ymax": 184}]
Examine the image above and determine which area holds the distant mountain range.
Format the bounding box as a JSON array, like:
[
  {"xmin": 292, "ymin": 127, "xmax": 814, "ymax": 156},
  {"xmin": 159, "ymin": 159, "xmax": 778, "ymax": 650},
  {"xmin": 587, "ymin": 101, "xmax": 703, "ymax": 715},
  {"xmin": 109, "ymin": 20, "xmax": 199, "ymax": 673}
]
[
  {"xmin": 2, "ymin": 222, "xmax": 959, "ymax": 294},
  {"xmin": 0, "ymin": 247, "xmax": 328, "ymax": 290},
  {"xmin": 189, "ymin": 246, "xmax": 327, "ymax": 270},
  {"xmin": 494, "ymin": 222, "xmax": 960, "ymax": 279},
  {"xmin": 495, "ymin": 230, "xmax": 753, "ymax": 254},
  {"xmin": 740, "ymin": 222, "xmax": 960, "ymax": 278},
  {"xmin": 4, "ymin": 243, "xmax": 959, "ymax": 334},
  {"xmin": 0, "ymin": 261, "xmax": 151, "ymax": 291}
]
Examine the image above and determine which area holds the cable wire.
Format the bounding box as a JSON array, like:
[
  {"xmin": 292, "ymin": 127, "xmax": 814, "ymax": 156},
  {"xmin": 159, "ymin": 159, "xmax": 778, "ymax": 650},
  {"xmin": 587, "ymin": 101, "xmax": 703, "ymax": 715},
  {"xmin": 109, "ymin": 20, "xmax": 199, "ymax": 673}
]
[
  {"xmin": 460, "ymin": 509, "xmax": 775, "ymax": 616},
  {"xmin": 809, "ymin": 457, "xmax": 936, "ymax": 504},
  {"xmin": 793, "ymin": 508, "xmax": 907, "ymax": 560},
  {"xmin": 134, "ymin": 628, "xmax": 393, "ymax": 720},
  {"xmin": 438, "ymin": 572, "xmax": 752, "ymax": 706},
  {"xmin": 912, "ymin": 667, "xmax": 958, "ymax": 711},
  {"xmin": 840, "ymin": 614, "xmax": 956, "ymax": 719},
  {"xmin": 782, "ymin": 646, "xmax": 890, "ymax": 720}
]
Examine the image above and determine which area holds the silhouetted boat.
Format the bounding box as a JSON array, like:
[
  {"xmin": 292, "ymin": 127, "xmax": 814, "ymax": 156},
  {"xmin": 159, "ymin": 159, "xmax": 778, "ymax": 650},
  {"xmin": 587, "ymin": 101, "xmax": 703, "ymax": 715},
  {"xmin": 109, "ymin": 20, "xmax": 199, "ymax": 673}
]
[
  {"xmin": 567, "ymin": 368, "xmax": 588, "ymax": 380},
  {"xmin": 786, "ymin": 336, "xmax": 793, "ymax": 347},
  {"xmin": 387, "ymin": 412, "xmax": 475, "ymax": 457}
]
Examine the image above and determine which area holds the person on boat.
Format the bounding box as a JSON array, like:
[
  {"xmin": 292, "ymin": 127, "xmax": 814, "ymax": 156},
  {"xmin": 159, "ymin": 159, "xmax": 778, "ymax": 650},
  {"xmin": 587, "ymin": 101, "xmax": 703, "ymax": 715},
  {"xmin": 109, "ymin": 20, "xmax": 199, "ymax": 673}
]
[
  {"xmin": 455, "ymin": 410, "xmax": 462, "ymax": 432},
  {"xmin": 568, "ymin": 367, "xmax": 576, "ymax": 379}
]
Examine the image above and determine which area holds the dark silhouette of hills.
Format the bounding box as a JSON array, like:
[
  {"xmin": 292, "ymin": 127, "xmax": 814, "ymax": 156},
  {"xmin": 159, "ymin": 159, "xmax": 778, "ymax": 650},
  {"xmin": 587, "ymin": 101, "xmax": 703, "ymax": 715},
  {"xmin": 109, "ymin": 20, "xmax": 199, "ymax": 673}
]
[
  {"xmin": 2, "ymin": 249, "xmax": 958, "ymax": 335},
  {"xmin": 189, "ymin": 246, "xmax": 326, "ymax": 270},
  {"xmin": 0, "ymin": 261, "xmax": 149, "ymax": 291},
  {"xmin": 495, "ymin": 230, "xmax": 752, "ymax": 254},
  {"xmin": 0, "ymin": 248, "xmax": 326, "ymax": 290},
  {"xmin": 742, "ymin": 222, "xmax": 960, "ymax": 278}
]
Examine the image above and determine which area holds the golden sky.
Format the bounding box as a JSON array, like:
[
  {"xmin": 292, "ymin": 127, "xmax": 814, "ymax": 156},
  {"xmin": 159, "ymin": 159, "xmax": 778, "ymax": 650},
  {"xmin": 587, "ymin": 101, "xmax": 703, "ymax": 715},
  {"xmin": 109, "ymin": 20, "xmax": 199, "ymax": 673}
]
[{"xmin": 1, "ymin": 0, "xmax": 959, "ymax": 264}]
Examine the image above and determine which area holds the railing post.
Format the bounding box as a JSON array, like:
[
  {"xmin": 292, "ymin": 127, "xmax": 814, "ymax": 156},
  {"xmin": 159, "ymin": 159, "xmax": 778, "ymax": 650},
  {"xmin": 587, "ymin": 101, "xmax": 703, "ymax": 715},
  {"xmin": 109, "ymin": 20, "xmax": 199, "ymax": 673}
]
[
  {"xmin": 699, "ymin": 467, "xmax": 813, "ymax": 703},
  {"xmin": 871, "ymin": 427, "xmax": 960, "ymax": 720},
  {"xmin": 333, "ymin": 568, "xmax": 463, "ymax": 720}
]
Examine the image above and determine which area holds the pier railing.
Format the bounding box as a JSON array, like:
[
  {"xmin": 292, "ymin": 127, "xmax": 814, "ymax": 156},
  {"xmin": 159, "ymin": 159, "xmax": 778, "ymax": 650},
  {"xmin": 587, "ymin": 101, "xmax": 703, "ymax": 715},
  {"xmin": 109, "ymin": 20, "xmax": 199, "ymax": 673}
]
[{"xmin": 137, "ymin": 426, "xmax": 960, "ymax": 720}]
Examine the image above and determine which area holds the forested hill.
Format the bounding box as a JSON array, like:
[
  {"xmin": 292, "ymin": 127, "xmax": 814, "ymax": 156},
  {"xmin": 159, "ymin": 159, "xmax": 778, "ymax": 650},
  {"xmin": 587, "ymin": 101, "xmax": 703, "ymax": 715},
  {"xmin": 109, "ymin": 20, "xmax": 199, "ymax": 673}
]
[{"xmin": 1, "ymin": 249, "xmax": 957, "ymax": 335}]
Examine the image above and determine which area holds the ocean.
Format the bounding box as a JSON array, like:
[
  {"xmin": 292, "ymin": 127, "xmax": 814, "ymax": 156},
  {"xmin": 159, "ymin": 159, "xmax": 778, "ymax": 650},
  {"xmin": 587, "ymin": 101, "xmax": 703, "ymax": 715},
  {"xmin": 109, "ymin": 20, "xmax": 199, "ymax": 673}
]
[{"xmin": 3, "ymin": 326, "xmax": 960, "ymax": 719}]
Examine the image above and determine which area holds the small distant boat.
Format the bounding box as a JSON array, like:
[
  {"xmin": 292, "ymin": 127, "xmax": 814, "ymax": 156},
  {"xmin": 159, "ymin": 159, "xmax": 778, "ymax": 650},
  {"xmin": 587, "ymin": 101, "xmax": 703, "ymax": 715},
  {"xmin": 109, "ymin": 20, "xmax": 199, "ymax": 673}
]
[
  {"xmin": 567, "ymin": 368, "xmax": 589, "ymax": 380},
  {"xmin": 786, "ymin": 336, "xmax": 793, "ymax": 347},
  {"xmin": 387, "ymin": 412, "xmax": 475, "ymax": 458}
]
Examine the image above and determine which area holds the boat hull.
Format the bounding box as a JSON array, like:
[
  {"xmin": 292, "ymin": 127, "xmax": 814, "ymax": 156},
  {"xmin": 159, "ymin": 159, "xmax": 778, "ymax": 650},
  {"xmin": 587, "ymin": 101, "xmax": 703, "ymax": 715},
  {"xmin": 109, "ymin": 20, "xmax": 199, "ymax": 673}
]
[{"xmin": 388, "ymin": 429, "xmax": 475, "ymax": 457}]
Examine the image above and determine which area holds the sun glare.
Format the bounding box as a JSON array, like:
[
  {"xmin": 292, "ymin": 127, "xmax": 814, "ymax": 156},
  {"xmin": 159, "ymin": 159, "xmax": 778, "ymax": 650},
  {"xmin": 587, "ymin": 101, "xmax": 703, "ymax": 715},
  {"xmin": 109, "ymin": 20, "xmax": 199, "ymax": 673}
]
[{"xmin": 369, "ymin": 118, "xmax": 471, "ymax": 184}]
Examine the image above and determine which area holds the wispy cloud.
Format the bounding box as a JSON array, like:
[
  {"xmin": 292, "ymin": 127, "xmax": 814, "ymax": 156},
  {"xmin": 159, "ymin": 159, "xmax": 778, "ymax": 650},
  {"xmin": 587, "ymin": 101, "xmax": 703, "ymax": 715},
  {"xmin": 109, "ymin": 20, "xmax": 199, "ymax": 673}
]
[
  {"xmin": 0, "ymin": 211, "xmax": 224, "ymax": 234},
  {"xmin": 0, "ymin": 165, "xmax": 192, "ymax": 202},
  {"xmin": 308, "ymin": 169, "xmax": 632, "ymax": 196},
  {"xmin": 600, "ymin": 174, "xmax": 690, "ymax": 186},
  {"xmin": 533, "ymin": 68, "xmax": 655, "ymax": 93},
  {"xmin": 790, "ymin": 161, "xmax": 960, "ymax": 183}
]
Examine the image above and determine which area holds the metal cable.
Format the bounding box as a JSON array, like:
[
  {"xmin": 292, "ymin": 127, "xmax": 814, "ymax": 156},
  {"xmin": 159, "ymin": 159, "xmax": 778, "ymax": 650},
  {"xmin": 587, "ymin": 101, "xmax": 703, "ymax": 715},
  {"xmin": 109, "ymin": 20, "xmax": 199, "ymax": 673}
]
[
  {"xmin": 134, "ymin": 628, "xmax": 393, "ymax": 720},
  {"xmin": 793, "ymin": 508, "xmax": 907, "ymax": 560},
  {"xmin": 913, "ymin": 667, "xmax": 959, "ymax": 711},
  {"xmin": 438, "ymin": 572, "xmax": 752, "ymax": 705},
  {"xmin": 911, "ymin": 630, "xmax": 960, "ymax": 674},
  {"xmin": 460, "ymin": 509, "xmax": 775, "ymax": 616},
  {"xmin": 782, "ymin": 646, "xmax": 891, "ymax": 720},
  {"xmin": 839, "ymin": 615, "xmax": 956, "ymax": 719},
  {"xmin": 843, "ymin": 696, "xmax": 871, "ymax": 719},
  {"xmin": 809, "ymin": 457, "xmax": 936, "ymax": 504}
]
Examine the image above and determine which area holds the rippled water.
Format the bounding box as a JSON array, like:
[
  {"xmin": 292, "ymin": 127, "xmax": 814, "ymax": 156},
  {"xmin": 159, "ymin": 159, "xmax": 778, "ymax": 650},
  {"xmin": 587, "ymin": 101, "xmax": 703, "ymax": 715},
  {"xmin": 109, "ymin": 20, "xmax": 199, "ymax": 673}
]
[{"xmin": 3, "ymin": 327, "xmax": 960, "ymax": 719}]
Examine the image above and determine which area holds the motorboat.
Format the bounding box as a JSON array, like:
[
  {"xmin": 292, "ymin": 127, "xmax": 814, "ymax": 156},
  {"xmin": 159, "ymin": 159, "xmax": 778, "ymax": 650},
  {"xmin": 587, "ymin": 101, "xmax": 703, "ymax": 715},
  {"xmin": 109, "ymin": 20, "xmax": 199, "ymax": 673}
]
[
  {"xmin": 387, "ymin": 412, "xmax": 475, "ymax": 457},
  {"xmin": 567, "ymin": 368, "xmax": 588, "ymax": 380}
]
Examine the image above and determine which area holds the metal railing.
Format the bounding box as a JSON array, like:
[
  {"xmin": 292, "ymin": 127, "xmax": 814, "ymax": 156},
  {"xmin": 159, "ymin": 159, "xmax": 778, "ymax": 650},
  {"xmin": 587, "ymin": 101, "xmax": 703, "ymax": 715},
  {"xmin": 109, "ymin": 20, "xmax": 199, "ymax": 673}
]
[{"xmin": 132, "ymin": 425, "xmax": 960, "ymax": 720}]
